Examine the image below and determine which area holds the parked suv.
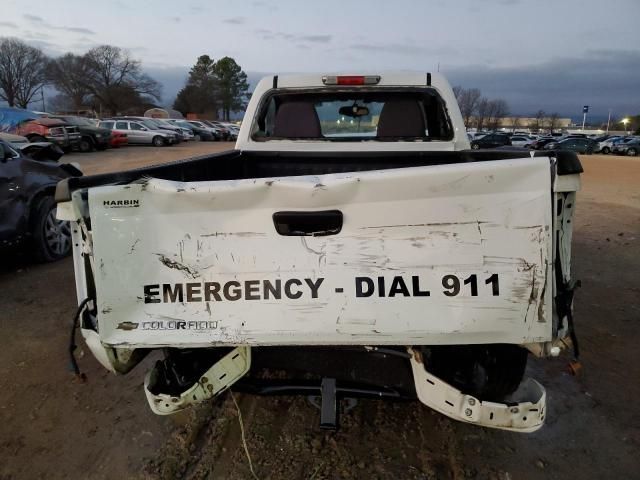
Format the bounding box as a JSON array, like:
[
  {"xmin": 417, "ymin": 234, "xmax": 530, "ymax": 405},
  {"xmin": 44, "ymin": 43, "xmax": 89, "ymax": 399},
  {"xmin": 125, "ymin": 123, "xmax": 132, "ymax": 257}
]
[
  {"xmin": 13, "ymin": 117, "xmax": 81, "ymax": 151},
  {"xmin": 50, "ymin": 116, "xmax": 111, "ymax": 152},
  {"xmin": 470, "ymin": 133, "xmax": 512, "ymax": 149},
  {"xmin": 0, "ymin": 139, "xmax": 80, "ymax": 261},
  {"xmin": 99, "ymin": 120, "xmax": 175, "ymax": 146}
]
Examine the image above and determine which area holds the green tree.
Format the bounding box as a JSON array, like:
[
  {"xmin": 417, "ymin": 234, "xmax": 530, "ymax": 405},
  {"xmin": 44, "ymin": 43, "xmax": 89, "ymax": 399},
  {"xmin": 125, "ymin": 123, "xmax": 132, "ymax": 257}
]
[
  {"xmin": 173, "ymin": 55, "xmax": 217, "ymax": 114},
  {"xmin": 213, "ymin": 56, "xmax": 249, "ymax": 121}
]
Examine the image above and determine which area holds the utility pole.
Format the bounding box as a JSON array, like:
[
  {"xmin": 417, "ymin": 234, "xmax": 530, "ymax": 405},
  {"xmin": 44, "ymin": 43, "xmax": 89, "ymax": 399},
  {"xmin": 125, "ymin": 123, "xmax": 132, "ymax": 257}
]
[{"xmin": 606, "ymin": 109, "xmax": 612, "ymax": 134}]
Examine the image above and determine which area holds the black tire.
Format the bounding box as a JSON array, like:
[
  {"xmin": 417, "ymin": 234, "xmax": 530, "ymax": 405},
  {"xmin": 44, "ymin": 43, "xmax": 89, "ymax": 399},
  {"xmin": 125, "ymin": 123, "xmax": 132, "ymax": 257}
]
[
  {"xmin": 471, "ymin": 143, "xmax": 480, "ymax": 150},
  {"xmin": 602, "ymin": 146, "xmax": 610, "ymax": 154},
  {"xmin": 31, "ymin": 196, "xmax": 72, "ymax": 262},
  {"xmin": 628, "ymin": 148, "xmax": 637, "ymax": 156},
  {"xmin": 152, "ymin": 136, "xmax": 165, "ymax": 147},
  {"xmin": 425, "ymin": 344, "xmax": 528, "ymax": 401},
  {"xmin": 78, "ymin": 136, "xmax": 93, "ymax": 153},
  {"xmin": 193, "ymin": 134, "xmax": 201, "ymax": 141}
]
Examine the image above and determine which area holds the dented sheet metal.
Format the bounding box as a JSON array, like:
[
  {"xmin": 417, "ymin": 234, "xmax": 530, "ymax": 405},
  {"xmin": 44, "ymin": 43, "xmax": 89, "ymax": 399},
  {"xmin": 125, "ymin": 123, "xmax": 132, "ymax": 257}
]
[{"xmin": 85, "ymin": 157, "xmax": 553, "ymax": 348}]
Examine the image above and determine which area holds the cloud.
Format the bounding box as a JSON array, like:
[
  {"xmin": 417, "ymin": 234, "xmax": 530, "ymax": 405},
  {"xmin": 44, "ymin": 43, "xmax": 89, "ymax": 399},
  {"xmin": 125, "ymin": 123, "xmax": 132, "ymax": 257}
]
[
  {"xmin": 223, "ymin": 17, "xmax": 246, "ymax": 25},
  {"xmin": 298, "ymin": 35, "xmax": 332, "ymax": 43},
  {"xmin": 23, "ymin": 14, "xmax": 44, "ymax": 22},
  {"xmin": 350, "ymin": 43, "xmax": 457, "ymax": 56},
  {"xmin": 23, "ymin": 13, "xmax": 96, "ymax": 35},
  {"xmin": 0, "ymin": 21, "xmax": 18, "ymax": 28},
  {"xmin": 443, "ymin": 50, "xmax": 640, "ymax": 118},
  {"xmin": 255, "ymin": 29, "xmax": 331, "ymax": 44},
  {"xmin": 168, "ymin": 16, "xmax": 181, "ymax": 23}
]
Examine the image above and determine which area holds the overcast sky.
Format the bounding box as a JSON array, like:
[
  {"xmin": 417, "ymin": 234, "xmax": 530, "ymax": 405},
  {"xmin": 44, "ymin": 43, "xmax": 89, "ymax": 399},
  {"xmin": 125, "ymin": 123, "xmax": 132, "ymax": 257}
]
[{"xmin": 1, "ymin": 0, "xmax": 639, "ymax": 119}]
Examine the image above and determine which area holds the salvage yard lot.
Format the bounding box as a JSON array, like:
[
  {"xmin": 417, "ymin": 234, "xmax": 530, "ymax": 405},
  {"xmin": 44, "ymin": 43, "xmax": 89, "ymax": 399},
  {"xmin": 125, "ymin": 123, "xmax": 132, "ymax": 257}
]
[{"xmin": 0, "ymin": 146, "xmax": 638, "ymax": 479}]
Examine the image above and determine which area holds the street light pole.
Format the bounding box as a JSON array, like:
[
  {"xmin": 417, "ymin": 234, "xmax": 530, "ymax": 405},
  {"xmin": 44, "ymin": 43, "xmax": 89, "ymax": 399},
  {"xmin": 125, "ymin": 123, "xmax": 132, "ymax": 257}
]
[{"xmin": 606, "ymin": 109, "xmax": 611, "ymax": 134}]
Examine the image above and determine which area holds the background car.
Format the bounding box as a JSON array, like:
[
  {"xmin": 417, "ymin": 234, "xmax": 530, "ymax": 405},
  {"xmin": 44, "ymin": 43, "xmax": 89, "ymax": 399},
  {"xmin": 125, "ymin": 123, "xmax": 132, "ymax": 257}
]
[
  {"xmin": 611, "ymin": 138, "xmax": 640, "ymax": 156},
  {"xmin": 0, "ymin": 139, "xmax": 80, "ymax": 261},
  {"xmin": 99, "ymin": 120, "xmax": 175, "ymax": 146},
  {"xmin": 529, "ymin": 137, "xmax": 557, "ymax": 150},
  {"xmin": 167, "ymin": 120, "xmax": 215, "ymax": 141},
  {"xmin": 49, "ymin": 115, "xmax": 111, "ymax": 152},
  {"xmin": 114, "ymin": 117, "xmax": 184, "ymax": 142},
  {"xmin": 544, "ymin": 137, "xmax": 597, "ymax": 154},
  {"xmin": 509, "ymin": 135, "xmax": 534, "ymax": 148},
  {"xmin": 470, "ymin": 133, "xmax": 511, "ymax": 149},
  {"xmin": 13, "ymin": 117, "xmax": 80, "ymax": 151},
  {"xmin": 187, "ymin": 120, "xmax": 222, "ymax": 140}
]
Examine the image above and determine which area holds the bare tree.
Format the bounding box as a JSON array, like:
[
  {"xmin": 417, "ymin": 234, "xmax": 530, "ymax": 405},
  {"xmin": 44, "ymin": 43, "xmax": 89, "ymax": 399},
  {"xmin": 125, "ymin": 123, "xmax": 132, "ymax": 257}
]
[
  {"xmin": 457, "ymin": 88, "xmax": 482, "ymax": 126},
  {"xmin": 452, "ymin": 85, "xmax": 463, "ymax": 102},
  {"xmin": 487, "ymin": 99, "xmax": 509, "ymax": 130},
  {"xmin": 534, "ymin": 109, "xmax": 546, "ymax": 131},
  {"xmin": 510, "ymin": 116, "xmax": 521, "ymax": 133},
  {"xmin": 549, "ymin": 112, "xmax": 559, "ymax": 132},
  {"xmin": 0, "ymin": 37, "xmax": 47, "ymax": 108},
  {"xmin": 46, "ymin": 53, "xmax": 92, "ymax": 111},
  {"xmin": 83, "ymin": 45, "xmax": 161, "ymax": 115},
  {"xmin": 476, "ymin": 97, "xmax": 490, "ymax": 131}
]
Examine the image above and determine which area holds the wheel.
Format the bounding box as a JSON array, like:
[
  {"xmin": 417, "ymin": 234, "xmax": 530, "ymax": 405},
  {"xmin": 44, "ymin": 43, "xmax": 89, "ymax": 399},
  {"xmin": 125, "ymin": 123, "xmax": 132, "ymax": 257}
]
[
  {"xmin": 586, "ymin": 147, "xmax": 593, "ymax": 155},
  {"xmin": 628, "ymin": 148, "xmax": 637, "ymax": 156},
  {"xmin": 602, "ymin": 146, "xmax": 610, "ymax": 154},
  {"xmin": 78, "ymin": 136, "xmax": 93, "ymax": 153},
  {"xmin": 152, "ymin": 136, "xmax": 165, "ymax": 147},
  {"xmin": 425, "ymin": 344, "xmax": 528, "ymax": 401},
  {"xmin": 31, "ymin": 196, "xmax": 72, "ymax": 262},
  {"xmin": 193, "ymin": 134, "xmax": 201, "ymax": 141},
  {"xmin": 471, "ymin": 143, "xmax": 480, "ymax": 150}
]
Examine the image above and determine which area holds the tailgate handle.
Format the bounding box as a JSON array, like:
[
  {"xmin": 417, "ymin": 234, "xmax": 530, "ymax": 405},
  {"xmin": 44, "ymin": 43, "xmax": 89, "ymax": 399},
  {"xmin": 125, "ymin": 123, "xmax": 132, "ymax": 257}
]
[{"xmin": 273, "ymin": 210, "xmax": 343, "ymax": 236}]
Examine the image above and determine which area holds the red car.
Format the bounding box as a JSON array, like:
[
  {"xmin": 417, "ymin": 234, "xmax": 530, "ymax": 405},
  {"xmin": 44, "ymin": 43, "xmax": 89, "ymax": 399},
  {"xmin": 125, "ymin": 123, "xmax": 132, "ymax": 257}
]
[{"xmin": 109, "ymin": 131, "xmax": 128, "ymax": 148}]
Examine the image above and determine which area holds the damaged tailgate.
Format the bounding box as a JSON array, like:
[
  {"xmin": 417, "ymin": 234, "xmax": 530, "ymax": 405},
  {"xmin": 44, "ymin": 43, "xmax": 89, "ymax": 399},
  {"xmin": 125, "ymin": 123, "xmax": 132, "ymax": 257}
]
[{"xmin": 82, "ymin": 156, "xmax": 553, "ymax": 348}]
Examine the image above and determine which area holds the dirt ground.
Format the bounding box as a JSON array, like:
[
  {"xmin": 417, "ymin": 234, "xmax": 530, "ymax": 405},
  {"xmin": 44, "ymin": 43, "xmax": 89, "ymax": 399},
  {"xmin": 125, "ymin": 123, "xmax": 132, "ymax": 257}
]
[{"xmin": 0, "ymin": 146, "xmax": 638, "ymax": 480}]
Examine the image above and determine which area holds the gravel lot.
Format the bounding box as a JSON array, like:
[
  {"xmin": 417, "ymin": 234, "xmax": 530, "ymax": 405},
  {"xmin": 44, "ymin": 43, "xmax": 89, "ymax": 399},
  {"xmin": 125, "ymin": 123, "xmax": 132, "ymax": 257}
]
[{"xmin": 0, "ymin": 146, "xmax": 638, "ymax": 479}]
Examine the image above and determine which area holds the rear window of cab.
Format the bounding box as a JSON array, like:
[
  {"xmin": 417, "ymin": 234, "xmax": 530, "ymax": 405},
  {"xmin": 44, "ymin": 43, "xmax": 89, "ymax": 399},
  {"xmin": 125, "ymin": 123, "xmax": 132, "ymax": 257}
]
[{"xmin": 251, "ymin": 89, "xmax": 453, "ymax": 142}]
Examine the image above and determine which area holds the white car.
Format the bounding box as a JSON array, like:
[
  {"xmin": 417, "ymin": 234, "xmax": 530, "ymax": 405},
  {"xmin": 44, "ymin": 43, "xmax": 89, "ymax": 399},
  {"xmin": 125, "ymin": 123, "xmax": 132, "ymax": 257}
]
[
  {"xmin": 510, "ymin": 135, "xmax": 534, "ymax": 148},
  {"xmin": 98, "ymin": 120, "xmax": 175, "ymax": 146}
]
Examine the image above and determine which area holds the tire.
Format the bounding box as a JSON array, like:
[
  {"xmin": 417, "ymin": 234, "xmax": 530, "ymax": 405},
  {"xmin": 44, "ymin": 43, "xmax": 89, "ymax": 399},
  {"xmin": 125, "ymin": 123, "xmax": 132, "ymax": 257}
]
[
  {"xmin": 194, "ymin": 134, "xmax": 201, "ymax": 142},
  {"xmin": 602, "ymin": 147, "xmax": 610, "ymax": 154},
  {"xmin": 471, "ymin": 143, "xmax": 480, "ymax": 150},
  {"xmin": 31, "ymin": 196, "xmax": 72, "ymax": 262},
  {"xmin": 78, "ymin": 136, "xmax": 93, "ymax": 153},
  {"xmin": 425, "ymin": 344, "xmax": 528, "ymax": 402},
  {"xmin": 628, "ymin": 148, "xmax": 637, "ymax": 156},
  {"xmin": 152, "ymin": 136, "xmax": 165, "ymax": 147}
]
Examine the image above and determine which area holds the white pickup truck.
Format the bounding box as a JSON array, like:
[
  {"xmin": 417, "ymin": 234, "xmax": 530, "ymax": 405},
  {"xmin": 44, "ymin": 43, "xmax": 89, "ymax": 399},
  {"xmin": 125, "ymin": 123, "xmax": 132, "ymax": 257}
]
[{"xmin": 57, "ymin": 73, "xmax": 582, "ymax": 432}]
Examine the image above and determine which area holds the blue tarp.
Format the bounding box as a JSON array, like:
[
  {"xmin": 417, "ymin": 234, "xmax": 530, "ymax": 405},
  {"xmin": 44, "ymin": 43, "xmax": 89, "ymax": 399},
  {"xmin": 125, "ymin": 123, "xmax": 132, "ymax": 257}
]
[{"xmin": 0, "ymin": 107, "xmax": 39, "ymax": 133}]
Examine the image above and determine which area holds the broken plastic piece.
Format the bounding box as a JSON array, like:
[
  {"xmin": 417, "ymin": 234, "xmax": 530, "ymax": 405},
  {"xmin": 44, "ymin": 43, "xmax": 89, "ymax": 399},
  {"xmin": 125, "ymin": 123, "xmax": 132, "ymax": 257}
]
[
  {"xmin": 408, "ymin": 347, "xmax": 546, "ymax": 432},
  {"xmin": 144, "ymin": 346, "xmax": 251, "ymax": 415}
]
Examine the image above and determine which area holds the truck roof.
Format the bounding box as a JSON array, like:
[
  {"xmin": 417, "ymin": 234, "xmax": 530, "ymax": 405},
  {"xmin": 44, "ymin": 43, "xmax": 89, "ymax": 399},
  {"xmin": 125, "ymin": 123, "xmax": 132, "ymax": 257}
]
[{"xmin": 236, "ymin": 72, "xmax": 469, "ymax": 153}]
